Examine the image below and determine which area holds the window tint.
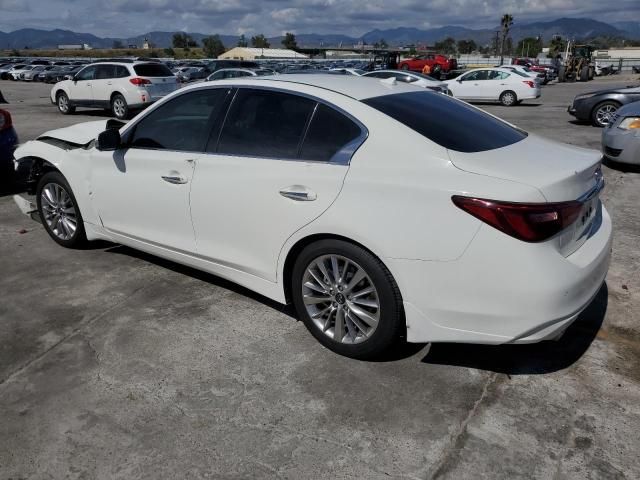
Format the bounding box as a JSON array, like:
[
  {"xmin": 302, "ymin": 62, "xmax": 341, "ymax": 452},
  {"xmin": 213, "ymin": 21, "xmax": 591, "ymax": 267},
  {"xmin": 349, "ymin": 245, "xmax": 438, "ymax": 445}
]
[
  {"xmin": 76, "ymin": 66, "xmax": 96, "ymax": 80},
  {"xmin": 488, "ymin": 70, "xmax": 510, "ymax": 80},
  {"xmin": 462, "ymin": 70, "xmax": 488, "ymax": 81},
  {"xmin": 115, "ymin": 65, "xmax": 130, "ymax": 78},
  {"xmin": 129, "ymin": 89, "xmax": 229, "ymax": 152},
  {"xmin": 300, "ymin": 104, "xmax": 362, "ymax": 162},
  {"xmin": 95, "ymin": 65, "xmax": 114, "ymax": 80},
  {"xmin": 217, "ymin": 89, "xmax": 315, "ymax": 159},
  {"xmin": 133, "ymin": 63, "xmax": 173, "ymax": 77},
  {"xmin": 363, "ymin": 91, "xmax": 527, "ymax": 153}
]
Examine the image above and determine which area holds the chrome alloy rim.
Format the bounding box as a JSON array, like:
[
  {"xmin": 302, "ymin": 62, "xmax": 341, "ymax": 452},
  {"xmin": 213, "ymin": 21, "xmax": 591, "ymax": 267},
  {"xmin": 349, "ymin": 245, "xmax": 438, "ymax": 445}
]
[
  {"xmin": 58, "ymin": 95, "xmax": 68, "ymax": 112},
  {"xmin": 113, "ymin": 98, "xmax": 126, "ymax": 118},
  {"xmin": 40, "ymin": 183, "xmax": 77, "ymax": 241},
  {"xmin": 596, "ymin": 105, "xmax": 617, "ymax": 126},
  {"xmin": 302, "ymin": 255, "xmax": 380, "ymax": 344},
  {"xmin": 502, "ymin": 92, "xmax": 516, "ymax": 105}
]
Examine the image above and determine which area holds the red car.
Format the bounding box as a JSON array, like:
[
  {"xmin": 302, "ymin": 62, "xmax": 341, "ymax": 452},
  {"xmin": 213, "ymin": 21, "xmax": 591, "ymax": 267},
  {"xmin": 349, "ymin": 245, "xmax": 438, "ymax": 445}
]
[{"xmin": 398, "ymin": 54, "xmax": 457, "ymax": 73}]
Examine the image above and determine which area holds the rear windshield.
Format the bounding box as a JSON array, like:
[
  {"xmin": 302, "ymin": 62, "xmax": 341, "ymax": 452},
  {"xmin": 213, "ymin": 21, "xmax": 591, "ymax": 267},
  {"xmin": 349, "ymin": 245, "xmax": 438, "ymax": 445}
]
[
  {"xmin": 133, "ymin": 63, "xmax": 173, "ymax": 77},
  {"xmin": 362, "ymin": 91, "xmax": 527, "ymax": 153}
]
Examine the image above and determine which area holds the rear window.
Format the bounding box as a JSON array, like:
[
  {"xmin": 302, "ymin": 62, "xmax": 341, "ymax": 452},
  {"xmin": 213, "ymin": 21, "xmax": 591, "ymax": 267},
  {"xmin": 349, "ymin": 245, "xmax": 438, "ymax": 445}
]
[
  {"xmin": 362, "ymin": 91, "xmax": 527, "ymax": 153},
  {"xmin": 133, "ymin": 63, "xmax": 173, "ymax": 77}
]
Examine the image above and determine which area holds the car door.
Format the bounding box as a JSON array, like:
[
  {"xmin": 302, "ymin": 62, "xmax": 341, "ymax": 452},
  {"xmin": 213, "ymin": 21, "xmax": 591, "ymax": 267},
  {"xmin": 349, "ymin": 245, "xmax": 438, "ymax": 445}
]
[
  {"xmin": 70, "ymin": 65, "xmax": 97, "ymax": 104},
  {"xmin": 89, "ymin": 88, "xmax": 229, "ymax": 252},
  {"xmin": 484, "ymin": 70, "xmax": 510, "ymax": 100},
  {"xmin": 190, "ymin": 87, "xmax": 365, "ymax": 282},
  {"xmin": 91, "ymin": 65, "xmax": 115, "ymax": 106},
  {"xmin": 452, "ymin": 70, "xmax": 489, "ymax": 99}
]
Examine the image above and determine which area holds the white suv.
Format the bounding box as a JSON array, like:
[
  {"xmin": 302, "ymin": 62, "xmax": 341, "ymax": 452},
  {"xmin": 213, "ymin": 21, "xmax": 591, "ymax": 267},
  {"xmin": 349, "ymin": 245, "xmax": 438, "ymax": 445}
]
[{"xmin": 51, "ymin": 61, "xmax": 179, "ymax": 119}]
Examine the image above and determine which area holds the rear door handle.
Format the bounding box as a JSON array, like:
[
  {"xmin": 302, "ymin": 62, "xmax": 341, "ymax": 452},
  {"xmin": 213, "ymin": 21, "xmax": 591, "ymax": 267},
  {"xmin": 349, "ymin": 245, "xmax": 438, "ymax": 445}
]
[
  {"xmin": 279, "ymin": 185, "xmax": 317, "ymax": 201},
  {"xmin": 162, "ymin": 175, "xmax": 188, "ymax": 184}
]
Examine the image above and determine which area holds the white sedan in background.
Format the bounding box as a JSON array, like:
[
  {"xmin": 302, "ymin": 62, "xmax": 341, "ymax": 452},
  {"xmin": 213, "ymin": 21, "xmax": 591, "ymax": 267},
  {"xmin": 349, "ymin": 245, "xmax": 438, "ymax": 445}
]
[
  {"xmin": 446, "ymin": 67, "xmax": 542, "ymax": 106},
  {"xmin": 362, "ymin": 70, "xmax": 450, "ymax": 94},
  {"xmin": 13, "ymin": 75, "xmax": 610, "ymax": 359}
]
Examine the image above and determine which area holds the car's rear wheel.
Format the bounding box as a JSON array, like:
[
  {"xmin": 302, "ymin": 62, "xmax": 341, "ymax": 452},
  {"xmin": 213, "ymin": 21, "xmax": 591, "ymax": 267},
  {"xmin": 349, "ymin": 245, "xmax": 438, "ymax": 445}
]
[
  {"xmin": 499, "ymin": 90, "xmax": 517, "ymax": 106},
  {"xmin": 580, "ymin": 66, "xmax": 589, "ymax": 82},
  {"xmin": 111, "ymin": 93, "xmax": 129, "ymax": 120},
  {"xmin": 36, "ymin": 172, "xmax": 86, "ymax": 248},
  {"xmin": 591, "ymin": 101, "xmax": 620, "ymax": 127},
  {"xmin": 558, "ymin": 66, "xmax": 566, "ymax": 82},
  {"xmin": 56, "ymin": 92, "xmax": 75, "ymax": 115},
  {"xmin": 291, "ymin": 240, "xmax": 404, "ymax": 359},
  {"xmin": 401, "ymin": 64, "xmax": 410, "ymax": 70}
]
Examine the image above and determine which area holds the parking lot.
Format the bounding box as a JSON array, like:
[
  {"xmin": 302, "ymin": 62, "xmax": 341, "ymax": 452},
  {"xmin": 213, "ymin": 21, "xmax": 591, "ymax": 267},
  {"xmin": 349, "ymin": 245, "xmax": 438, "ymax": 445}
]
[{"xmin": 1, "ymin": 76, "xmax": 639, "ymax": 479}]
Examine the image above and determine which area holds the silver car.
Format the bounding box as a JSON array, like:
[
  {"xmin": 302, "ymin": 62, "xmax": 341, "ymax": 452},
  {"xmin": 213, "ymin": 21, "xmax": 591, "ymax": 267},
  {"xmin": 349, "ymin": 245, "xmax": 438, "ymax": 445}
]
[{"xmin": 602, "ymin": 101, "xmax": 640, "ymax": 165}]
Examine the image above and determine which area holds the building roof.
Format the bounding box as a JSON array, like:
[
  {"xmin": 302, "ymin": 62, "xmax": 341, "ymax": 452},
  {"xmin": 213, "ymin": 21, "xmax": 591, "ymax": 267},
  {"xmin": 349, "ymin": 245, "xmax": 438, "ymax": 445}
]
[{"xmin": 219, "ymin": 47, "xmax": 308, "ymax": 59}]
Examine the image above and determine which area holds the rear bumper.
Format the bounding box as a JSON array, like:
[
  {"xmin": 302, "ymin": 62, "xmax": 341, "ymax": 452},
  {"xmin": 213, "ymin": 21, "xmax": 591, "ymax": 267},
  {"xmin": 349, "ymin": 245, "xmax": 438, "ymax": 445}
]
[{"xmin": 388, "ymin": 204, "xmax": 612, "ymax": 344}]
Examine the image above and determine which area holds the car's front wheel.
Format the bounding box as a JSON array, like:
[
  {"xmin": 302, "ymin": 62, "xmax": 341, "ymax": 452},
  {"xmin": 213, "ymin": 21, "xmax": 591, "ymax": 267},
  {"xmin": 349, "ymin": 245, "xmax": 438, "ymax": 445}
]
[
  {"xmin": 400, "ymin": 64, "xmax": 410, "ymax": 70},
  {"xmin": 591, "ymin": 101, "xmax": 620, "ymax": 127},
  {"xmin": 36, "ymin": 172, "xmax": 86, "ymax": 248},
  {"xmin": 291, "ymin": 240, "xmax": 404, "ymax": 359},
  {"xmin": 111, "ymin": 93, "xmax": 129, "ymax": 120},
  {"xmin": 57, "ymin": 92, "xmax": 75, "ymax": 115},
  {"xmin": 499, "ymin": 90, "xmax": 518, "ymax": 106}
]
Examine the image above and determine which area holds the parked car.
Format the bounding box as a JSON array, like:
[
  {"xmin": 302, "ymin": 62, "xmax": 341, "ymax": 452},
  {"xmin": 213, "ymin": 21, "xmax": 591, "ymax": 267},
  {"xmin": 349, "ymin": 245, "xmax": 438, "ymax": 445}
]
[
  {"xmin": 21, "ymin": 65, "xmax": 52, "ymax": 81},
  {"xmin": 8, "ymin": 65, "xmax": 34, "ymax": 80},
  {"xmin": 362, "ymin": 70, "xmax": 450, "ymax": 94},
  {"xmin": 14, "ymin": 75, "xmax": 611, "ymax": 359},
  {"xmin": 445, "ymin": 67, "xmax": 542, "ymax": 106},
  {"xmin": 173, "ymin": 67, "xmax": 207, "ymax": 82},
  {"xmin": 206, "ymin": 68, "xmax": 275, "ymax": 81},
  {"xmin": 398, "ymin": 54, "xmax": 457, "ymax": 74},
  {"xmin": 499, "ymin": 65, "xmax": 546, "ymax": 85},
  {"xmin": 511, "ymin": 58, "xmax": 556, "ymax": 82},
  {"xmin": 0, "ymin": 63, "xmax": 22, "ymax": 80},
  {"xmin": 568, "ymin": 85, "xmax": 640, "ymax": 127},
  {"xmin": 51, "ymin": 61, "xmax": 180, "ymax": 120},
  {"xmin": 601, "ymin": 101, "xmax": 640, "ymax": 165},
  {"xmin": 0, "ymin": 108, "xmax": 18, "ymax": 186}
]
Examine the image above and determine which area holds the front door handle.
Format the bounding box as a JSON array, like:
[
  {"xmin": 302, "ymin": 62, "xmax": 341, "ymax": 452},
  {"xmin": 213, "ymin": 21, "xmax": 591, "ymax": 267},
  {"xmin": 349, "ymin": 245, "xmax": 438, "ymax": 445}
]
[
  {"xmin": 279, "ymin": 185, "xmax": 317, "ymax": 201},
  {"xmin": 161, "ymin": 175, "xmax": 188, "ymax": 184}
]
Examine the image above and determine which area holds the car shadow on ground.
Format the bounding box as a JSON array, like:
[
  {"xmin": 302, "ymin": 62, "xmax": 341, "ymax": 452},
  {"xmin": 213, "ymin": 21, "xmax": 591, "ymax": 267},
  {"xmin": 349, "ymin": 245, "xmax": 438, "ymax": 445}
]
[
  {"xmin": 603, "ymin": 158, "xmax": 640, "ymax": 174},
  {"xmin": 421, "ymin": 283, "xmax": 608, "ymax": 375}
]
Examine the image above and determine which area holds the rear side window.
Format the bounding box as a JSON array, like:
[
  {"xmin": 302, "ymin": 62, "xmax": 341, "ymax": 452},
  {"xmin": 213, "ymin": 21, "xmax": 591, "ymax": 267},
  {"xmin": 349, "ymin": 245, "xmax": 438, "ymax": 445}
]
[
  {"xmin": 216, "ymin": 89, "xmax": 315, "ymax": 159},
  {"xmin": 133, "ymin": 63, "xmax": 173, "ymax": 77},
  {"xmin": 363, "ymin": 91, "xmax": 527, "ymax": 153},
  {"xmin": 129, "ymin": 89, "xmax": 229, "ymax": 152},
  {"xmin": 115, "ymin": 66, "xmax": 130, "ymax": 78},
  {"xmin": 300, "ymin": 104, "xmax": 362, "ymax": 162}
]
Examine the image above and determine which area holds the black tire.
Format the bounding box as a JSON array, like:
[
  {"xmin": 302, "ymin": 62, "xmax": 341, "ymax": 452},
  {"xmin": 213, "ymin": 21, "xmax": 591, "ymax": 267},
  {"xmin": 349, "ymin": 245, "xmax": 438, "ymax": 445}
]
[
  {"xmin": 111, "ymin": 93, "xmax": 129, "ymax": 120},
  {"xmin": 591, "ymin": 101, "xmax": 620, "ymax": 128},
  {"xmin": 56, "ymin": 91, "xmax": 75, "ymax": 115},
  {"xmin": 499, "ymin": 90, "xmax": 517, "ymax": 106},
  {"xmin": 588, "ymin": 67, "xmax": 595, "ymax": 80},
  {"xmin": 580, "ymin": 66, "xmax": 589, "ymax": 82},
  {"xmin": 558, "ymin": 66, "xmax": 566, "ymax": 83},
  {"xmin": 36, "ymin": 171, "xmax": 87, "ymax": 248},
  {"xmin": 291, "ymin": 239, "xmax": 404, "ymax": 359},
  {"xmin": 400, "ymin": 64, "xmax": 410, "ymax": 70}
]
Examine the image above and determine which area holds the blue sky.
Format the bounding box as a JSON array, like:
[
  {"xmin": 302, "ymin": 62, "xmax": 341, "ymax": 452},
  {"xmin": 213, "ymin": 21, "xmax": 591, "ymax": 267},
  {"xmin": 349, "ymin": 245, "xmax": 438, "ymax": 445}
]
[{"xmin": 0, "ymin": 0, "xmax": 638, "ymax": 37}]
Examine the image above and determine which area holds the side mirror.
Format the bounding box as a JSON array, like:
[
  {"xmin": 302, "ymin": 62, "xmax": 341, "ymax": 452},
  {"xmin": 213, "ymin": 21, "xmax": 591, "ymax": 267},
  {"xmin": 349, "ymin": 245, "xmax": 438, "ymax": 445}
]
[
  {"xmin": 457, "ymin": 78, "xmax": 463, "ymax": 83},
  {"xmin": 96, "ymin": 128, "xmax": 122, "ymax": 151}
]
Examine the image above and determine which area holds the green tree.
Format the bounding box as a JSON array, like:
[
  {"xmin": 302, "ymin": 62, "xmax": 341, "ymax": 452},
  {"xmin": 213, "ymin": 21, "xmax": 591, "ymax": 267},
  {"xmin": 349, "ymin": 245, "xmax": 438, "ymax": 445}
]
[
  {"xmin": 516, "ymin": 37, "xmax": 542, "ymax": 58},
  {"xmin": 456, "ymin": 39, "xmax": 477, "ymax": 54},
  {"xmin": 374, "ymin": 38, "xmax": 388, "ymax": 49},
  {"xmin": 112, "ymin": 40, "xmax": 124, "ymax": 49},
  {"xmin": 172, "ymin": 32, "xmax": 197, "ymax": 49},
  {"xmin": 548, "ymin": 36, "xmax": 565, "ymax": 58},
  {"xmin": 500, "ymin": 14, "xmax": 514, "ymax": 63},
  {"xmin": 434, "ymin": 37, "xmax": 456, "ymax": 54},
  {"xmin": 202, "ymin": 35, "xmax": 225, "ymax": 58},
  {"xmin": 237, "ymin": 34, "xmax": 248, "ymax": 47},
  {"xmin": 251, "ymin": 34, "xmax": 270, "ymax": 48},
  {"xmin": 163, "ymin": 47, "xmax": 175, "ymax": 57},
  {"xmin": 281, "ymin": 32, "xmax": 298, "ymax": 50}
]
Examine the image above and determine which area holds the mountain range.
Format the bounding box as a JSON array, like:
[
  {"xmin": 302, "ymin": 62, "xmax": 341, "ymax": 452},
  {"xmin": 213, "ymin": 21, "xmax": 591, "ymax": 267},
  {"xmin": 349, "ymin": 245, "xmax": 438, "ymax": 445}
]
[{"xmin": 1, "ymin": 18, "xmax": 638, "ymax": 50}]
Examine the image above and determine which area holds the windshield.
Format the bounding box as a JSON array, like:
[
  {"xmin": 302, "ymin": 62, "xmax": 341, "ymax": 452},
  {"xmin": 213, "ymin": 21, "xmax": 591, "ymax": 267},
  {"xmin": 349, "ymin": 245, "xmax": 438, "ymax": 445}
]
[{"xmin": 363, "ymin": 91, "xmax": 527, "ymax": 153}]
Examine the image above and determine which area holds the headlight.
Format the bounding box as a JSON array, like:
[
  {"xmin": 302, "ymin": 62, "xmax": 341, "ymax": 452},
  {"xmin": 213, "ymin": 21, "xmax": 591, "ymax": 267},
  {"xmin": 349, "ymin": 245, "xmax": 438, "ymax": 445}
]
[{"xmin": 618, "ymin": 117, "xmax": 640, "ymax": 130}]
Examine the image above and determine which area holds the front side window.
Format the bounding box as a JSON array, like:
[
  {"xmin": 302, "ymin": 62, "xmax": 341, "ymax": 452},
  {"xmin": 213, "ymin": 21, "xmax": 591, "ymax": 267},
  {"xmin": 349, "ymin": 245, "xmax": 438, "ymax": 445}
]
[
  {"xmin": 462, "ymin": 70, "xmax": 488, "ymax": 81},
  {"xmin": 216, "ymin": 89, "xmax": 315, "ymax": 159},
  {"xmin": 76, "ymin": 66, "xmax": 96, "ymax": 81},
  {"xmin": 300, "ymin": 104, "xmax": 362, "ymax": 162},
  {"xmin": 129, "ymin": 89, "xmax": 229, "ymax": 152}
]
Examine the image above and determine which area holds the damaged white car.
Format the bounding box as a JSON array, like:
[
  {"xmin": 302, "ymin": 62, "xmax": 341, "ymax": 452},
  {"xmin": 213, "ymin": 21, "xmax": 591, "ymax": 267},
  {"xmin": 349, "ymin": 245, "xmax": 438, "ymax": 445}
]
[{"xmin": 13, "ymin": 76, "xmax": 612, "ymax": 359}]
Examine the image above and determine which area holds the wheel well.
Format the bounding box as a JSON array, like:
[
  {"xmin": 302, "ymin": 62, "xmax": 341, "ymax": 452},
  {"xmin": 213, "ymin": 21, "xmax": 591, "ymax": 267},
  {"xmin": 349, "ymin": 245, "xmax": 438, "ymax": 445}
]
[
  {"xmin": 110, "ymin": 91, "xmax": 124, "ymax": 102},
  {"xmin": 281, "ymin": 233, "xmax": 390, "ymax": 304},
  {"xmin": 55, "ymin": 89, "xmax": 65, "ymax": 100},
  {"xmin": 21, "ymin": 157, "xmax": 60, "ymax": 194},
  {"xmin": 591, "ymin": 99, "xmax": 621, "ymax": 114}
]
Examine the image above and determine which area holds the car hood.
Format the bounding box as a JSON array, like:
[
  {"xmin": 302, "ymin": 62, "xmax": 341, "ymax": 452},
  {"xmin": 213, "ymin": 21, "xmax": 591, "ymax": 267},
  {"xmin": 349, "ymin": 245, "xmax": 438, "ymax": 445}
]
[
  {"xmin": 579, "ymin": 85, "xmax": 640, "ymax": 97},
  {"xmin": 615, "ymin": 100, "xmax": 640, "ymax": 116},
  {"xmin": 447, "ymin": 133, "xmax": 602, "ymax": 202},
  {"xmin": 37, "ymin": 120, "xmax": 113, "ymax": 146}
]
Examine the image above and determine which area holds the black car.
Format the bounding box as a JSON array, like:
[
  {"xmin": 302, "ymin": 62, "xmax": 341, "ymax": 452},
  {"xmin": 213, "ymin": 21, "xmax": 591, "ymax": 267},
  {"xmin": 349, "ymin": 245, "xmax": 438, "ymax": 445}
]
[{"xmin": 568, "ymin": 84, "xmax": 640, "ymax": 127}]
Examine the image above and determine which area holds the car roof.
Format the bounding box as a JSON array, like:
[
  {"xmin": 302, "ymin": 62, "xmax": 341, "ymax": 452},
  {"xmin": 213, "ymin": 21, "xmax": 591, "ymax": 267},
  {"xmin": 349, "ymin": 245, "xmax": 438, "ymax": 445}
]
[{"xmin": 179, "ymin": 74, "xmax": 423, "ymax": 100}]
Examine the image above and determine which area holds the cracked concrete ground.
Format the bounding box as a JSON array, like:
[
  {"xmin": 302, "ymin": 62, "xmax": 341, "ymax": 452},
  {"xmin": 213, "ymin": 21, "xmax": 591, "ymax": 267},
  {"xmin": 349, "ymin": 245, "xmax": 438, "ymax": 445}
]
[{"xmin": 1, "ymin": 77, "xmax": 639, "ymax": 479}]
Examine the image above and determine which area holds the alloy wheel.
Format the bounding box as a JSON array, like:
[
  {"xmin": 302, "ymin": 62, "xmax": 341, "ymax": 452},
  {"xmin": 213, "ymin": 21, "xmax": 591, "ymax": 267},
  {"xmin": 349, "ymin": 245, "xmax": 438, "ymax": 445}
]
[
  {"xmin": 58, "ymin": 95, "xmax": 68, "ymax": 113},
  {"xmin": 595, "ymin": 104, "xmax": 617, "ymax": 126},
  {"xmin": 40, "ymin": 183, "xmax": 78, "ymax": 241},
  {"xmin": 113, "ymin": 98, "xmax": 126, "ymax": 118},
  {"xmin": 301, "ymin": 254, "xmax": 380, "ymax": 344}
]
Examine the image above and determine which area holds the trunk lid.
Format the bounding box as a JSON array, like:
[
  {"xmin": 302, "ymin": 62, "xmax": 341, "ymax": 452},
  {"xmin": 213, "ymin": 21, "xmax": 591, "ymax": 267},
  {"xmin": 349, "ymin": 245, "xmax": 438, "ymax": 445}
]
[{"xmin": 448, "ymin": 133, "xmax": 602, "ymax": 202}]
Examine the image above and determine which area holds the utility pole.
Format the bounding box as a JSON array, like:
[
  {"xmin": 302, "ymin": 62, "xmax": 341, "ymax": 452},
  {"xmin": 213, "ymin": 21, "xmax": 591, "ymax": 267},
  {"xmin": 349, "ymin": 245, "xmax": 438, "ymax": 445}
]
[{"xmin": 494, "ymin": 31, "xmax": 500, "ymax": 57}]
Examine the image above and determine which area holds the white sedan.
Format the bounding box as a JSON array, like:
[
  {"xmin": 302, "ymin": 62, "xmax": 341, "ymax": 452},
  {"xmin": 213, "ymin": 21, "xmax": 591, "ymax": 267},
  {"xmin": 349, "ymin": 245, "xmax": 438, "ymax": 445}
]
[
  {"xmin": 14, "ymin": 75, "xmax": 611, "ymax": 359},
  {"xmin": 445, "ymin": 67, "xmax": 542, "ymax": 106}
]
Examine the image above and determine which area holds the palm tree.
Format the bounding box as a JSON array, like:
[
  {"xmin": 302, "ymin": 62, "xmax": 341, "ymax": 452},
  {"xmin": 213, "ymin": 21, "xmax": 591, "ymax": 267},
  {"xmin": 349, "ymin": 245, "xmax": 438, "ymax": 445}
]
[{"xmin": 500, "ymin": 14, "xmax": 514, "ymax": 64}]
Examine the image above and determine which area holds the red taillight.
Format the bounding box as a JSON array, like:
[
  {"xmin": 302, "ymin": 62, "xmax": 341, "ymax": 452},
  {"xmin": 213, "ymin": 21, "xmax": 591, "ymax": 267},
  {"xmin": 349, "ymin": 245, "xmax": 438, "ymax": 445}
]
[
  {"xmin": 452, "ymin": 196, "xmax": 583, "ymax": 242},
  {"xmin": 523, "ymin": 80, "xmax": 535, "ymax": 88},
  {"xmin": 129, "ymin": 77, "xmax": 151, "ymax": 86},
  {"xmin": 0, "ymin": 109, "xmax": 12, "ymax": 131}
]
